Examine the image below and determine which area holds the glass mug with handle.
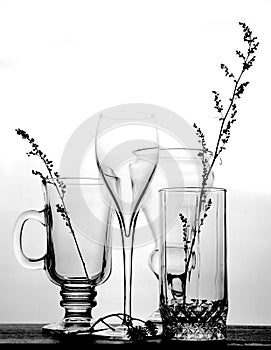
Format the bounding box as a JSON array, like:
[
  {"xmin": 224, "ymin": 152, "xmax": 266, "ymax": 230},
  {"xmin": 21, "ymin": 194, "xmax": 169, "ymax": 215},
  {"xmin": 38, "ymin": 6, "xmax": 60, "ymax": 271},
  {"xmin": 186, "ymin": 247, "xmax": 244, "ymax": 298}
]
[{"xmin": 13, "ymin": 177, "xmax": 113, "ymax": 335}]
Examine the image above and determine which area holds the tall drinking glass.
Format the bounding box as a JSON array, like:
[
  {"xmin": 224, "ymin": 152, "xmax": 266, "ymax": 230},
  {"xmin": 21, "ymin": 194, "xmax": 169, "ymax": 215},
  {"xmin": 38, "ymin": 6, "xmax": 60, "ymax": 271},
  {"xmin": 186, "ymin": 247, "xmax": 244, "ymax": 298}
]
[
  {"xmin": 134, "ymin": 147, "xmax": 214, "ymax": 326},
  {"xmin": 159, "ymin": 187, "xmax": 228, "ymax": 340},
  {"xmin": 13, "ymin": 178, "xmax": 113, "ymax": 334},
  {"xmin": 95, "ymin": 111, "xmax": 159, "ymax": 338}
]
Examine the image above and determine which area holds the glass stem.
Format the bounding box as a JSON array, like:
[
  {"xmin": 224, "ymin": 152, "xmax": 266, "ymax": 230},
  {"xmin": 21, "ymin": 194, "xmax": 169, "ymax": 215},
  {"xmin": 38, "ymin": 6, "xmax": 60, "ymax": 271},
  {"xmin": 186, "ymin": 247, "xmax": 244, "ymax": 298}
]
[
  {"xmin": 123, "ymin": 236, "xmax": 133, "ymax": 323},
  {"xmin": 60, "ymin": 281, "xmax": 97, "ymax": 327},
  {"xmin": 117, "ymin": 211, "xmax": 139, "ymax": 324}
]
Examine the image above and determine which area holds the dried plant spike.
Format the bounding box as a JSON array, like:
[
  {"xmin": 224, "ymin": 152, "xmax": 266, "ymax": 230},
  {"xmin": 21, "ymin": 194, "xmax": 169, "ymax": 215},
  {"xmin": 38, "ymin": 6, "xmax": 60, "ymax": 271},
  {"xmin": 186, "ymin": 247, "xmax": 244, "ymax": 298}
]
[
  {"xmin": 144, "ymin": 320, "xmax": 158, "ymax": 337},
  {"xmin": 16, "ymin": 128, "xmax": 89, "ymax": 280},
  {"xmin": 193, "ymin": 123, "xmax": 210, "ymax": 153},
  {"xmin": 178, "ymin": 22, "xmax": 259, "ymax": 312},
  {"xmin": 207, "ymin": 22, "xmax": 258, "ymax": 174}
]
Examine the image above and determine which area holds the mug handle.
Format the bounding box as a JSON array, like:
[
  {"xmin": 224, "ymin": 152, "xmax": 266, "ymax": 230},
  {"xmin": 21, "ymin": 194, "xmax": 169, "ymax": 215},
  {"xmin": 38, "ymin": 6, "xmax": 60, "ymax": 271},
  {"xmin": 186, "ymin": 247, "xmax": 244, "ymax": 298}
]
[{"xmin": 13, "ymin": 209, "xmax": 46, "ymax": 270}]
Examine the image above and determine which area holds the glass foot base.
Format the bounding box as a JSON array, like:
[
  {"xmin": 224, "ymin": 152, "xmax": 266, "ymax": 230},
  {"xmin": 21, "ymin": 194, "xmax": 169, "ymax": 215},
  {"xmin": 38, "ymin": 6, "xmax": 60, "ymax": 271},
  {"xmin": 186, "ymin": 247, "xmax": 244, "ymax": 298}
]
[
  {"xmin": 146, "ymin": 309, "xmax": 163, "ymax": 335},
  {"xmin": 42, "ymin": 322, "xmax": 92, "ymax": 336},
  {"xmin": 93, "ymin": 322, "xmax": 159, "ymax": 341},
  {"xmin": 165, "ymin": 323, "xmax": 226, "ymax": 341},
  {"xmin": 92, "ymin": 324, "xmax": 131, "ymax": 340}
]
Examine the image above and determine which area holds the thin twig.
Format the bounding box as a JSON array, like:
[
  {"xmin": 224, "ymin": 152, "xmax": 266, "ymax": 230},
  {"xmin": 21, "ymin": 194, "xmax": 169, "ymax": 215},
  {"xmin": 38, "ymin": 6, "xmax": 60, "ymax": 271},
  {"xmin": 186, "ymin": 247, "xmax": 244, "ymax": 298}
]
[{"xmin": 15, "ymin": 129, "xmax": 89, "ymax": 279}]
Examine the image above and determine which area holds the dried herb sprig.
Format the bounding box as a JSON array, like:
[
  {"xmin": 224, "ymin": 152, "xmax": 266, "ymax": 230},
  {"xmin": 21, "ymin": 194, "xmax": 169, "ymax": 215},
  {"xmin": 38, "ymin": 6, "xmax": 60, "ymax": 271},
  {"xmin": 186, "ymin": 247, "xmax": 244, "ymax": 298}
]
[
  {"xmin": 89, "ymin": 313, "xmax": 158, "ymax": 342},
  {"xmin": 126, "ymin": 320, "xmax": 158, "ymax": 342},
  {"xmin": 15, "ymin": 128, "xmax": 89, "ymax": 279},
  {"xmin": 193, "ymin": 124, "xmax": 211, "ymax": 189},
  {"xmin": 192, "ymin": 19, "xmax": 258, "ymax": 229},
  {"xmin": 179, "ymin": 213, "xmax": 190, "ymax": 264},
  {"xmin": 179, "ymin": 21, "xmax": 259, "ymax": 306},
  {"xmin": 200, "ymin": 21, "xmax": 259, "ymax": 173}
]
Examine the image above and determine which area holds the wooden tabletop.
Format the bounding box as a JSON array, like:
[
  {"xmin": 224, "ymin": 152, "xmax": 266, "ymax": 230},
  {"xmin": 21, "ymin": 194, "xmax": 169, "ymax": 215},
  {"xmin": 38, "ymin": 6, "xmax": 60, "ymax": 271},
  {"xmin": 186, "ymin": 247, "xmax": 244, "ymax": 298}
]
[{"xmin": 1, "ymin": 324, "xmax": 271, "ymax": 347}]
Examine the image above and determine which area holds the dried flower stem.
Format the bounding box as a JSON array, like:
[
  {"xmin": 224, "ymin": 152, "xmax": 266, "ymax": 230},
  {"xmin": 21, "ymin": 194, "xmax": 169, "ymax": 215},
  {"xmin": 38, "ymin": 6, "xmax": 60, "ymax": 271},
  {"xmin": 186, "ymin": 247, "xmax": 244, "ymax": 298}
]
[
  {"xmin": 89, "ymin": 313, "xmax": 158, "ymax": 341},
  {"xmin": 181, "ymin": 22, "xmax": 259, "ymax": 299},
  {"xmin": 15, "ymin": 128, "xmax": 89, "ymax": 280}
]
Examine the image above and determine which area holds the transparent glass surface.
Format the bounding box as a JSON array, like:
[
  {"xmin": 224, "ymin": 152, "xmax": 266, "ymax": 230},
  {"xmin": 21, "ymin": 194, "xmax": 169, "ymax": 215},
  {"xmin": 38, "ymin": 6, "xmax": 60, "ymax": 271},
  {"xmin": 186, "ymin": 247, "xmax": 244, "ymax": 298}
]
[
  {"xmin": 159, "ymin": 188, "xmax": 227, "ymax": 341},
  {"xmin": 133, "ymin": 147, "xmax": 214, "ymax": 328},
  {"xmin": 13, "ymin": 178, "xmax": 113, "ymax": 334},
  {"xmin": 95, "ymin": 112, "xmax": 159, "ymax": 339}
]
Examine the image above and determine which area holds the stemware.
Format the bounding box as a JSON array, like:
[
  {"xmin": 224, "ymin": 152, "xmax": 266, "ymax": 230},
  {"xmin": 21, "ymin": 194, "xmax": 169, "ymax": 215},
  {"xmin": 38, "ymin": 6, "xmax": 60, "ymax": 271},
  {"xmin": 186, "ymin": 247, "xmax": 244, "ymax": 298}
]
[
  {"xmin": 95, "ymin": 111, "xmax": 159, "ymax": 338},
  {"xmin": 133, "ymin": 148, "xmax": 214, "ymax": 327},
  {"xmin": 13, "ymin": 178, "xmax": 113, "ymax": 334}
]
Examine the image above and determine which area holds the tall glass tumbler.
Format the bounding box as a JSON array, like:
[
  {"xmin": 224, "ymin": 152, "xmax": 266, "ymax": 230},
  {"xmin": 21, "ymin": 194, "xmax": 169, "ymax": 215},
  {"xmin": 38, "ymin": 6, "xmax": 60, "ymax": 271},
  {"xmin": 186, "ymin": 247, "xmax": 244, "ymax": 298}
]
[
  {"xmin": 133, "ymin": 148, "xmax": 214, "ymax": 326},
  {"xmin": 159, "ymin": 187, "xmax": 228, "ymax": 341},
  {"xmin": 13, "ymin": 178, "xmax": 113, "ymax": 334}
]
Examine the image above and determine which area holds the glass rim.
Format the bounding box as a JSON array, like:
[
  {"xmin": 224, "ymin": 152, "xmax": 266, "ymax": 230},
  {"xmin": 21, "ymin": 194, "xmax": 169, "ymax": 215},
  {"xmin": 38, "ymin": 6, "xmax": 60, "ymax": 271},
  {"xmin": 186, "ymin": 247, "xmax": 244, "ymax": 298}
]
[
  {"xmin": 99, "ymin": 111, "xmax": 155, "ymax": 121},
  {"xmin": 159, "ymin": 186, "xmax": 226, "ymax": 193},
  {"xmin": 133, "ymin": 147, "xmax": 213, "ymax": 157},
  {"xmin": 44, "ymin": 177, "xmax": 104, "ymax": 185}
]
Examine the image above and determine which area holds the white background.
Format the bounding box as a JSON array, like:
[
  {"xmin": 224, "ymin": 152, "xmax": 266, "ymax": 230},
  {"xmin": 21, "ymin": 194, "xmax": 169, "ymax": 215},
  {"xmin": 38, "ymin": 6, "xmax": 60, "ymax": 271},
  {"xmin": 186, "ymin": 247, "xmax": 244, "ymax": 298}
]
[{"xmin": 1, "ymin": 0, "xmax": 271, "ymax": 325}]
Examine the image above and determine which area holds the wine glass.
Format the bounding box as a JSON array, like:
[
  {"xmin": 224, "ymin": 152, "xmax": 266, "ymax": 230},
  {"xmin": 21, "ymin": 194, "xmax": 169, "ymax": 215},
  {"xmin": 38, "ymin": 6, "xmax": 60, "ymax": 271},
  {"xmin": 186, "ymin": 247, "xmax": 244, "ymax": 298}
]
[
  {"xmin": 133, "ymin": 147, "xmax": 214, "ymax": 328},
  {"xmin": 95, "ymin": 111, "xmax": 159, "ymax": 339}
]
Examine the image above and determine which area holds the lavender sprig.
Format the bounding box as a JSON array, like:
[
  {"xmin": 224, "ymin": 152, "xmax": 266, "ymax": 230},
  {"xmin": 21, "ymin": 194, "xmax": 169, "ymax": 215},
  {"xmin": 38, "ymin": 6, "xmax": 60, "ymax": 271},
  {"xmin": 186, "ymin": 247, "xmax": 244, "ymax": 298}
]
[
  {"xmin": 179, "ymin": 213, "xmax": 190, "ymax": 264},
  {"xmin": 209, "ymin": 21, "xmax": 259, "ymax": 169},
  {"xmin": 180, "ymin": 21, "xmax": 259, "ymax": 300},
  {"xmin": 15, "ymin": 128, "xmax": 89, "ymax": 279}
]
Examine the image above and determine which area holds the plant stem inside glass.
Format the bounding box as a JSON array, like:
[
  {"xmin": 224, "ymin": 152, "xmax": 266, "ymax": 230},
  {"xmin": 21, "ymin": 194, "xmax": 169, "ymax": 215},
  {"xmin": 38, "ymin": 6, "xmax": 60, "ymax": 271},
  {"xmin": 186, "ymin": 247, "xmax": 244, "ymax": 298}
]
[
  {"xmin": 13, "ymin": 178, "xmax": 113, "ymax": 335},
  {"xmin": 132, "ymin": 147, "xmax": 214, "ymax": 330}
]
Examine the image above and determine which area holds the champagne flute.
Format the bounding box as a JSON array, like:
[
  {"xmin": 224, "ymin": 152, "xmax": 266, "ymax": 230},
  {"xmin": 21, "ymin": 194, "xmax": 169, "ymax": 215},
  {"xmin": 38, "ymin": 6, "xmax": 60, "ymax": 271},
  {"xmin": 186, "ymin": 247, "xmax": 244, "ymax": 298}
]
[{"xmin": 95, "ymin": 111, "xmax": 159, "ymax": 338}]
